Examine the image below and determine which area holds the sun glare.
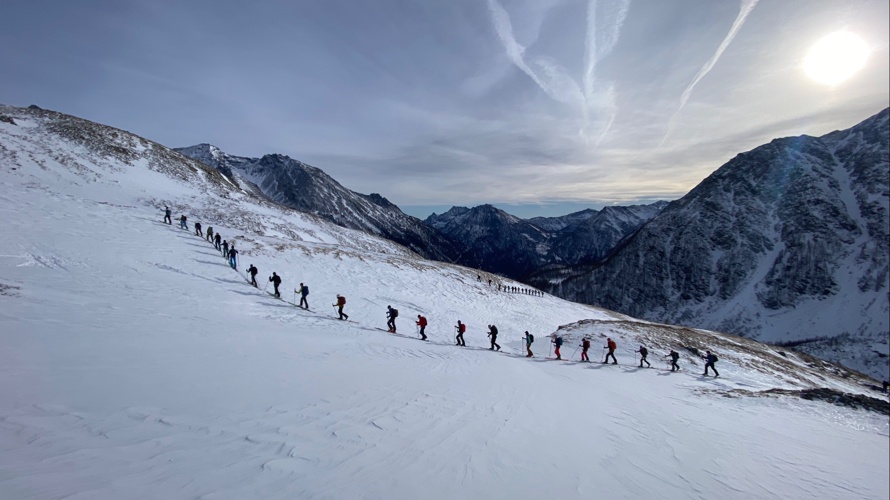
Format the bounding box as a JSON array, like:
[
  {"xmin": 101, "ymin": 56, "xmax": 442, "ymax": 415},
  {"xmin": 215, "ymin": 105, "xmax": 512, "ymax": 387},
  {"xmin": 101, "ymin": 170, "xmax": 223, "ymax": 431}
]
[{"xmin": 803, "ymin": 31, "xmax": 870, "ymax": 86}]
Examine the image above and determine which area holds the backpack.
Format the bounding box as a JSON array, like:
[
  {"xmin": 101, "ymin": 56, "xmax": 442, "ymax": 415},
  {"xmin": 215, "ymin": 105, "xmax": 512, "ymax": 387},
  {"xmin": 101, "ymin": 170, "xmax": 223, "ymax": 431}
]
[
  {"xmin": 582, "ymin": 339, "xmax": 590, "ymax": 349},
  {"xmin": 338, "ymin": 296, "xmax": 346, "ymax": 306},
  {"xmin": 608, "ymin": 339, "xmax": 616, "ymax": 350},
  {"xmin": 303, "ymin": 285, "xmax": 309, "ymax": 295},
  {"xmin": 640, "ymin": 347, "xmax": 648, "ymax": 357},
  {"xmin": 527, "ymin": 333, "xmax": 534, "ymax": 343},
  {"xmin": 391, "ymin": 308, "xmax": 398, "ymax": 318},
  {"xmin": 459, "ymin": 323, "xmax": 466, "ymax": 333},
  {"xmin": 710, "ymin": 354, "xmax": 718, "ymax": 363},
  {"xmin": 555, "ymin": 337, "xmax": 563, "ymax": 347}
]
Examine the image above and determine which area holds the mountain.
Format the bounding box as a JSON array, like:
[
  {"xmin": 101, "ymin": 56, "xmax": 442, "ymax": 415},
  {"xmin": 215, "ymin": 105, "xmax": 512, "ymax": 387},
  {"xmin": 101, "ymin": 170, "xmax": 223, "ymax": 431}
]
[
  {"xmin": 425, "ymin": 202, "xmax": 667, "ymax": 278},
  {"xmin": 2, "ymin": 103, "xmax": 888, "ymax": 499},
  {"xmin": 176, "ymin": 143, "xmax": 462, "ymax": 262},
  {"xmin": 544, "ymin": 108, "xmax": 890, "ymax": 380}
]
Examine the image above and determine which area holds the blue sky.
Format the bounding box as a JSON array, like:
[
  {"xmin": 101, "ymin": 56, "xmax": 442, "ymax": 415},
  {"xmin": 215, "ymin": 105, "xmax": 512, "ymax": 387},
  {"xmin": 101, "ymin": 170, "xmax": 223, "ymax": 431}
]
[{"xmin": 2, "ymin": 0, "xmax": 888, "ymax": 218}]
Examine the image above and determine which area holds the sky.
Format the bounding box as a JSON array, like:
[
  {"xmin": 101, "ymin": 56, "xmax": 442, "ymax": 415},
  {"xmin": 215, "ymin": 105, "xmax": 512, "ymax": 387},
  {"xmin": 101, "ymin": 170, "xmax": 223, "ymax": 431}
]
[{"xmin": 2, "ymin": 0, "xmax": 888, "ymax": 218}]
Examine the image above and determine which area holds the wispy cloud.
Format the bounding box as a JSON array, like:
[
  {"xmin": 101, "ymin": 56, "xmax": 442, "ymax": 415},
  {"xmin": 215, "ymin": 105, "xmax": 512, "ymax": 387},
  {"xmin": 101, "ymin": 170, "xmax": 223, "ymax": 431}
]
[
  {"xmin": 660, "ymin": 0, "xmax": 760, "ymax": 147},
  {"xmin": 486, "ymin": 0, "xmax": 629, "ymax": 144},
  {"xmin": 583, "ymin": 0, "xmax": 630, "ymax": 143}
]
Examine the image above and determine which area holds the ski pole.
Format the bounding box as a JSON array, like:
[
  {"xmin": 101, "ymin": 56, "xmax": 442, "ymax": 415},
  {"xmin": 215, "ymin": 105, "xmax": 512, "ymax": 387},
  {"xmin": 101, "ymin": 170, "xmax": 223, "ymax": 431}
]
[
  {"xmin": 263, "ymin": 280, "xmax": 269, "ymax": 293},
  {"xmin": 570, "ymin": 345, "xmax": 580, "ymax": 360}
]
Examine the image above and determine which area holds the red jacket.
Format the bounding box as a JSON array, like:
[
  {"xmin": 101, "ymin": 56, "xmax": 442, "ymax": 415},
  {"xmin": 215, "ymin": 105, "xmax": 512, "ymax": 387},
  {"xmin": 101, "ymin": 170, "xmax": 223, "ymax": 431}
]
[{"xmin": 417, "ymin": 316, "xmax": 428, "ymax": 327}]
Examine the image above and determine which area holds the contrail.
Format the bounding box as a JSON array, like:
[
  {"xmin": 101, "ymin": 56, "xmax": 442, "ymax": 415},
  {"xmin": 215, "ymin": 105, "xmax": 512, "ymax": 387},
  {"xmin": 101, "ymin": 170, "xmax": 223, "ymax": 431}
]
[
  {"xmin": 583, "ymin": 0, "xmax": 630, "ymax": 144},
  {"xmin": 660, "ymin": 0, "xmax": 760, "ymax": 147},
  {"xmin": 487, "ymin": 0, "xmax": 629, "ymax": 142},
  {"xmin": 487, "ymin": 0, "xmax": 566, "ymax": 103}
]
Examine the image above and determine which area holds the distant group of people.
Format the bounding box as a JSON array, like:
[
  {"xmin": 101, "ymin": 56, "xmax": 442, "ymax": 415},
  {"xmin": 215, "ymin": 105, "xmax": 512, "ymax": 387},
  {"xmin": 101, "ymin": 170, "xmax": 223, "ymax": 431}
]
[
  {"xmin": 498, "ymin": 284, "xmax": 543, "ymax": 296},
  {"xmin": 475, "ymin": 275, "xmax": 545, "ymax": 297},
  {"xmin": 165, "ymin": 207, "xmax": 722, "ymax": 378}
]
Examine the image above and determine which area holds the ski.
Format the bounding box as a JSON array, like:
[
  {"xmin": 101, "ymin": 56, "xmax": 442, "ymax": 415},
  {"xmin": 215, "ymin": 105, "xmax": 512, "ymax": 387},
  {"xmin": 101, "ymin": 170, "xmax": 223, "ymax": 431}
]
[{"xmin": 374, "ymin": 327, "xmax": 425, "ymax": 340}]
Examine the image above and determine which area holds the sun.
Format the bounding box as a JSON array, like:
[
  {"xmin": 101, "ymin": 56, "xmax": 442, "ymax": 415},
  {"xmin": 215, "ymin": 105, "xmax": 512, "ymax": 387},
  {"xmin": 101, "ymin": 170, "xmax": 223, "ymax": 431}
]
[{"xmin": 803, "ymin": 31, "xmax": 870, "ymax": 86}]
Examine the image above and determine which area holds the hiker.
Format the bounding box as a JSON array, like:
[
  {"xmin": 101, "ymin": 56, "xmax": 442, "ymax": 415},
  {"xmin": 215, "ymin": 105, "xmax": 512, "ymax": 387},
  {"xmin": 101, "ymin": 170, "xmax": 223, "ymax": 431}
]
[
  {"xmin": 416, "ymin": 315, "xmax": 428, "ymax": 340},
  {"xmin": 298, "ymin": 283, "xmax": 309, "ymax": 308},
  {"xmin": 603, "ymin": 337, "xmax": 617, "ymax": 364},
  {"xmin": 179, "ymin": 214, "xmax": 188, "ymax": 230},
  {"xmin": 206, "ymin": 226, "xmax": 213, "ymax": 242},
  {"xmin": 222, "ymin": 240, "xmax": 229, "ymax": 258},
  {"xmin": 580, "ymin": 337, "xmax": 591, "ymax": 362},
  {"xmin": 386, "ymin": 305, "xmax": 398, "ymax": 333},
  {"xmin": 552, "ymin": 335, "xmax": 563, "ymax": 360},
  {"xmin": 268, "ymin": 272, "xmax": 281, "ymax": 298},
  {"xmin": 455, "ymin": 320, "xmax": 466, "ymax": 346},
  {"xmin": 163, "ymin": 206, "xmax": 172, "ymax": 224},
  {"xmin": 637, "ymin": 345, "xmax": 651, "ymax": 368},
  {"xmin": 214, "ymin": 233, "xmax": 222, "ymax": 251},
  {"xmin": 247, "ymin": 265, "xmax": 258, "ymax": 287},
  {"xmin": 665, "ymin": 350, "xmax": 681, "ymax": 372},
  {"xmin": 702, "ymin": 350, "xmax": 720, "ymax": 377},
  {"xmin": 194, "ymin": 222, "xmax": 203, "ymax": 237},
  {"xmin": 227, "ymin": 246, "xmax": 238, "ymax": 270},
  {"xmin": 333, "ymin": 294, "xmax": 348, "ymax": 320},
  {"xmin": 487, "ymin": 325, "xmax": 500, "ymax": 351},
  {"xmin": 523, "ymin": 331, "xmax": 534, "ymax": 357}
]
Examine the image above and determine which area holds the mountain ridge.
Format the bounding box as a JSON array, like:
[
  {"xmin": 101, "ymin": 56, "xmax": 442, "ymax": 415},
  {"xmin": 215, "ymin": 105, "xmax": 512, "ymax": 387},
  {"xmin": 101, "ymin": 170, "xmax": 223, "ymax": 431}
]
[{"xmin": 539, "ymin": 108, "xmax": 890, "ymax": 380}]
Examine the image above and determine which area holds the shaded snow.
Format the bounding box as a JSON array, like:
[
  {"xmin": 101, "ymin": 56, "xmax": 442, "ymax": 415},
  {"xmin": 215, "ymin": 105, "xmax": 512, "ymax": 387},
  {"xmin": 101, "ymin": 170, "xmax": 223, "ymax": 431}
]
[{"xmin": 0, "ymin": 105, "xmax": 888, "ymax": 499}]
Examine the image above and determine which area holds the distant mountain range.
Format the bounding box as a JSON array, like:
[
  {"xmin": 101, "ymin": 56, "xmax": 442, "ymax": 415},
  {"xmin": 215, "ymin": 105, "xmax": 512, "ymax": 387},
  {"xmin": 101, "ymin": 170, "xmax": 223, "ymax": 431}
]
[
  {"xmin": 533, "ymin": 108, "xmax": 889, "ymax": 380},
  {"xmin": 175, "ymin": 144, "xmax": 461, "ymax": 262},
  {"xmin": 425, "ymin": 202, "xmax": 666, "ymax": 278},
  {"xmin": 177, "ymin": 144, "xmax": 665, "ymax": 279}
]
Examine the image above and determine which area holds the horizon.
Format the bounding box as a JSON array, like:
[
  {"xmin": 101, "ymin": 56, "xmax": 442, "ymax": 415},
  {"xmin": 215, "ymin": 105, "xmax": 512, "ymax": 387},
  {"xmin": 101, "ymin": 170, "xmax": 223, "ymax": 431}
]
[{"xmin": 2, "ymin": 0, "xmax": 887, "ymax": 211}]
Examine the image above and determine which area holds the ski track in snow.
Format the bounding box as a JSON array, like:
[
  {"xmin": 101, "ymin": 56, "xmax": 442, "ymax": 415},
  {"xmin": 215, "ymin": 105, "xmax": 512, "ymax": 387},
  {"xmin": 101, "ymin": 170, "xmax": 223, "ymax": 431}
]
[{"xmin": 0, "ymin": 113, "xmax": 888, "ymax": 499}]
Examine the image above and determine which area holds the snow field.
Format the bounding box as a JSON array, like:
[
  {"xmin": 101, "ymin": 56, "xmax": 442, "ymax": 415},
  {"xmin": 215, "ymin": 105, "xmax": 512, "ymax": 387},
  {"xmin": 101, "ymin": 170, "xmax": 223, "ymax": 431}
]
[{"xmin": 1, "ymin": 113, "xmax": 888, "ymax": 499}]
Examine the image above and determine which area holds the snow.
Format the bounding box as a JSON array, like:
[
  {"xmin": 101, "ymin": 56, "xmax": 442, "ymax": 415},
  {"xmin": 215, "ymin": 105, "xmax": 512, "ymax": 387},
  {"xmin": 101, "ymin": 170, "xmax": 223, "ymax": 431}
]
[{"xmin": 1, "ymin": 106, "xmax": 888, "ymax": 499}]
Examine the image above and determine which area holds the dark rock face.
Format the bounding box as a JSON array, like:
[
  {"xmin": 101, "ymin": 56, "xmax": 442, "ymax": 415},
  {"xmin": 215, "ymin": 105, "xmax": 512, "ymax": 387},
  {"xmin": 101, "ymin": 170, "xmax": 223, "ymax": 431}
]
[
  {"xmin": 545, "ymin": 108, "xmax": 890, "ymax": 380},
  {"xmin": 425, "ymin": 202, "xmax": 666, "ymax": 279},
  {"xmin": 176, "ymin": 144, "xmax": 461, "ymax": 261}
]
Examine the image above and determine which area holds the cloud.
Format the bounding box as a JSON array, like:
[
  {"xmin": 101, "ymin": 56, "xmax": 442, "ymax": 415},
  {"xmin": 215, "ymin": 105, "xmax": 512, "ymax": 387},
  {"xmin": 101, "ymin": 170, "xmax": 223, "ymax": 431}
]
[
  {"xmin": 582, "ymin": 0, "xmax": 630, "ymax": 143},
  {"xmin": 660, "ymin": 0, "xmax": 760, "ymax": 147},
  {"xmin": 486, "ymin": 0, "xmax": 629, "ymax": 144}
]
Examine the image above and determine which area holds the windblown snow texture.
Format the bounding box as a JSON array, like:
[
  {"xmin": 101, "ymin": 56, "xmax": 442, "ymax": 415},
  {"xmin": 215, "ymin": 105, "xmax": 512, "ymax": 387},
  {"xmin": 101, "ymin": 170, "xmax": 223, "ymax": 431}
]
[
  {"xmin": 1, "ymin": 104, "xmax": 887, "ymax": 499},
  {"xmin": 545, "ymin": 108, "xmax": 890, "ymax": 381}
]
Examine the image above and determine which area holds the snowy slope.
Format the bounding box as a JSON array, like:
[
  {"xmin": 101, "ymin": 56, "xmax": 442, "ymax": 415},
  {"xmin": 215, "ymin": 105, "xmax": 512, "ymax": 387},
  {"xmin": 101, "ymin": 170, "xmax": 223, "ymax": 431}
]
[
  {"xmin": 1, "ymin": 105, "xmax": 888, "ymax": 499},
  {"xmin": 175, "ymin": 143, "xmax": 462, "ymax": 263}
]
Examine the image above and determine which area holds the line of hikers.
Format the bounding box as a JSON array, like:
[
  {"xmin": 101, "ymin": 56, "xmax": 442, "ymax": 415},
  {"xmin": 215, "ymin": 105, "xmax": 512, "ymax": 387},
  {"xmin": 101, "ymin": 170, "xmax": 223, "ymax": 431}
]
[
  {"xmin": 543, "ymin": 335, "xmax": 719, "ymax": 375},
  {"xmin": 498, "ymin": 284, "xmax": 543, "ymax": 296},
  {"xmin": 167, "ymin": 207, "xmax": 720, "ymax": 377},
  {"xmin": 476, "ymin": 275, "xmax": 544, "ymax": 297}
]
